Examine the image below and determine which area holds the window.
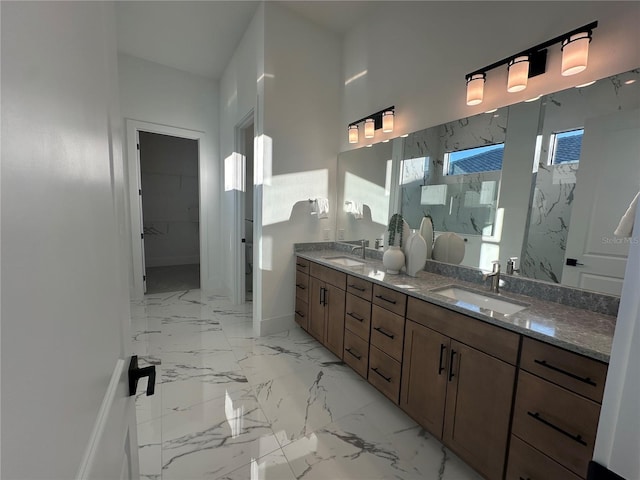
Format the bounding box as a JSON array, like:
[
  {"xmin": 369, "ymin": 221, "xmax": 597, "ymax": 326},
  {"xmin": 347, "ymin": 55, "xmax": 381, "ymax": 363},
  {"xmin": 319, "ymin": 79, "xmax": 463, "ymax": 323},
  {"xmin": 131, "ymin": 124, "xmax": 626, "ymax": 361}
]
[
  {"xmin": 549, "ymin": 128, "xmax": 583, "ymax": 165},
  {"xmin": 444, "ymin": 143, "xmax": 504, "ymax": 175}
]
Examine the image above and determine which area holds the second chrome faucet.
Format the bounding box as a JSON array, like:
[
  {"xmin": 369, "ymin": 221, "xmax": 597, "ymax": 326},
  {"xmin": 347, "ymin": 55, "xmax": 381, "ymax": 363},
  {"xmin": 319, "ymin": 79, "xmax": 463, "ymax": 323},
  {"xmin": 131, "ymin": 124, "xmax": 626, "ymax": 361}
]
[{"xmin": 483, "ymin": 260, "xmax": 501, "ymax": 293}]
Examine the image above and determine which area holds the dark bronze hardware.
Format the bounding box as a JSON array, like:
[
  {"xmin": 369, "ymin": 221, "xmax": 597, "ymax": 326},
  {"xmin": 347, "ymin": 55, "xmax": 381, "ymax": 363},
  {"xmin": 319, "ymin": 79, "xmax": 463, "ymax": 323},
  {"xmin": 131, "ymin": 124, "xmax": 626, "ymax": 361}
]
[
  {"xmin": 296, "ymin": 263, "xmax": 307, "ymax": 268},
  {"xmin": 348, "ymin": 284, "xmax": 365, "ymax": 292},
  {"xmin": 128, "ymin": 355, "xmax": 156, "ymax": 397},
  {"xmin": 347, "ymin": 312, "xmax": 364, "ymax": 322},
  {"xmin": 448, "ymin": 349, "xmax": 457, "ymax": 381},
  {"xmin": 295, "ymin": 310, "xmax": 305, "ymax": 318},
  {"xmin": 372, "ymin": 367, "xmax": 392, "ymax": 383},
  {"xmin": 296, "ymin": 283, "xmax": 306, "ymax": 290},
  {"xmin": 345, "ymin": 348, "xmax": 362, "ymax": 360},
  {"xmin": 375, "ymin": 294, "xmax": 396, "ymax": 304},
  {"xmin": 373, "ymin": 326, "xmax": 394, "ymax": 339},
  {"xmin": 527, "ymin": 411, "xmax": 588, "ymax": 446},
  {"xmin": 438, "ymin": 344, "xmax": 447, "ymax": 375},
  {"xmin": 534, "ymin": 359, "xmax": 597, "ymax": 386}
]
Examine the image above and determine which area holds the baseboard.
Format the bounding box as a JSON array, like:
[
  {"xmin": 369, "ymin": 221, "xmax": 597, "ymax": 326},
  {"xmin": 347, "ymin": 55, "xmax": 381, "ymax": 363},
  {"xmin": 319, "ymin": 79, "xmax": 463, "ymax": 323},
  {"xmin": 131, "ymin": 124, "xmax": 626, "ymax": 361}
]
[
  {"xmin": 588, "ymin": 461, "xmax": 627, "ymax": 480},
  {"xmin": 259, "ymin": 314, "xmax": 295, "ymax": 336},
  {"xmin": 145, "ymin": 256, "xmax": 199, "ymax": 267}
]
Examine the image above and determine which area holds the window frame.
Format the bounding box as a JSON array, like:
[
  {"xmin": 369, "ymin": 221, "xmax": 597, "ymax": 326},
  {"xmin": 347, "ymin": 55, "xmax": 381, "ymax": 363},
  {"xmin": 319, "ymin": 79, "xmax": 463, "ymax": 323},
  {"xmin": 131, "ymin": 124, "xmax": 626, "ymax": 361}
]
[{"xmin": 443, "ymin": 142, "xmax": 505, "ymax": 176}]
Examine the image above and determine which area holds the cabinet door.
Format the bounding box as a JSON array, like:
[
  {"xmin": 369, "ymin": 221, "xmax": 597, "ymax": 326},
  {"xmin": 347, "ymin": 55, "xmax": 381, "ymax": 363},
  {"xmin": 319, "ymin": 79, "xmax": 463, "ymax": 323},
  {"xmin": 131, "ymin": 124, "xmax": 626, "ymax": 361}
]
[
  {"xmin": 308, "ymin": 277, "xmax": 325, "ymax": 342},
  {"xmin": 443, "ymin": 340, "xmax": 516, "ymax": 480},
  {"xmin": 400, "ymin": 320, "xmax": 449, "ymax": 438},
  {"xmin": 324, "ymin": 283, "xmax": 346, "ymax": 358}
]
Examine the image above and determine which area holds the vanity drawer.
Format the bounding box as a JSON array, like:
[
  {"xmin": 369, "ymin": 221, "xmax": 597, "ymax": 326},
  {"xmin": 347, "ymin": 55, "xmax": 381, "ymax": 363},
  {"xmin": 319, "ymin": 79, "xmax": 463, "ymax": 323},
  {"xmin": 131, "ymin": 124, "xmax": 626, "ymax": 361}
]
[
  {"xmin": 506, "ymin": 435, "xmax": 581, "ymax": 480},
  {"xmin": 372, "ymin": 284, "xmax": 407, "ymax": 316},
  {"xmin": 295, "ymin": 271, "xmax": 309, "ymax": 302},
  {"xmin": 295, "ymin": 298, "xmax": 308, "ymax": 331},
  {"xmin": 345, "ymin": 293, "xmax": 371, "ymax": 341},
  {"xmin": 310, "ymin": 262, "xmax": 346, "ymax": 290},
  {"xmin": 512, "ymin": 371, "xmax": 600, "ymax": 478},
  {"xmin": 344, "ymin": 329, "xmax": 369, "ymax": 378},
  {"xmin": 295, "ymin": 257, "xmax": 310, "ymax": 273},
  {"xmin": 368, "ymin": 345, "xmax": 401, "ymax": 404},
  {"xmin": 371, "ymin": 305, "xmax": 405, "ymax": 362},
  {"xmin": 346, "ymin": 275, "xmax": 372, "ymax": 301},
  {"xmin": 406, "ymin": 297, "xmax": 519, "ymax": 365},
  {"xmin": 521, "ymin": 337, "xmax": 608, "ymax": 403}
]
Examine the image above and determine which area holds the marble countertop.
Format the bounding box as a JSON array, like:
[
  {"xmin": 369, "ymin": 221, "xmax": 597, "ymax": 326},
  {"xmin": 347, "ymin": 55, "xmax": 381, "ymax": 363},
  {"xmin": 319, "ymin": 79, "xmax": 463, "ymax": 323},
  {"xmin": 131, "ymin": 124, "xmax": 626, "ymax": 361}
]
[{"xmin": 296, "ymin": 249, "xmax": 616, "ymax": 363}]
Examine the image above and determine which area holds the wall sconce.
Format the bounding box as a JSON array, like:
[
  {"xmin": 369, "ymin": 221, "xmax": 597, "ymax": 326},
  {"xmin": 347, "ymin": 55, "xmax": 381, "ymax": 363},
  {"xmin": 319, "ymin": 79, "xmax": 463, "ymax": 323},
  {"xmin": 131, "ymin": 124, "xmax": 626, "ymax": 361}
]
[
  {"xmin": 348, "ymin": 106, "xmax": 395, "ymax": 143},
  {"xmin": 465, "ymin": 21, "xmax": 597, "ymax": 106}
]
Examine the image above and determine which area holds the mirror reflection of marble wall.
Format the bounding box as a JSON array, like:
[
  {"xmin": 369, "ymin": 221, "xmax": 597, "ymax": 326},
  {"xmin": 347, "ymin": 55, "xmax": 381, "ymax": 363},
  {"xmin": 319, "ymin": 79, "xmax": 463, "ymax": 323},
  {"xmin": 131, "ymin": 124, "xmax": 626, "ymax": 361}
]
[
  {"xmin": 521, "ymin": 68, "xmax": 640, "ymax": 285},
  {"xmin": 400, "ymin": 108, "xmax": 508, "ymax": 235},
  {"xmin": 336, "ymin": 142, "xmax": 393, "ymax": 247}
]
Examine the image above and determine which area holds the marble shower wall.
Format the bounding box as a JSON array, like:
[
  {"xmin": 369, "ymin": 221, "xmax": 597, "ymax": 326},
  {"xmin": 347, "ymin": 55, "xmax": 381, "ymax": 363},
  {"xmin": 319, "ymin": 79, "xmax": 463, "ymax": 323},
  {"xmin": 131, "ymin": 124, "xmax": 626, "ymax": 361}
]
[
  {"xmin": 400, "ymin": 108, "xmax": 507, "ymax": 234},
  {"xmin": 521, "ymin": 68, "xmax": 640, "ymax": 283}
]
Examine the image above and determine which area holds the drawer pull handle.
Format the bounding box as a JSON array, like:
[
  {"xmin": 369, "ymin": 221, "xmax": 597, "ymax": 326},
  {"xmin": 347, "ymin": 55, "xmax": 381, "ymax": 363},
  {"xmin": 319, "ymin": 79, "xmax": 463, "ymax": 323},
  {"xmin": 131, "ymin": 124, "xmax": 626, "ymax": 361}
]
[
  {"xmin": 296, "ymin": 263, "xmax": 307, "ymax": 268},
  {"xmin": 295, "ymin": 310, "xmax": 305, "ymax": 318},
  {"xmin": 526, "ymin": 411, "xmax": 588, "ymax": 446},
  {"xmin": 375, "ymin": 294, "xmax": 397, "ymax": 305},
  {"xmin": 373, "ymin": 326, "xmax": 395, "ymax": 339},
  {"xmin": 533, "ymin": 359, "xmax": 597, "ymax": 386},
  {"xmin": 296, "ymin": 284, "xmax": 306, "ymax": 290},
  {"xmin": 448, "ymin": 349, "xmax": 457, "ymax": 381},
  {"xmin": 347, "ymin": 312, "xmax": 364, "ymax": 322},
  {"xmin": 438, "ymin": 344, "xmax": 447, "ymax": 375},
  {"xmin": 519, "ymin": 477, "xmax": 531, "ymax": 480},
  {"xmin": 345, "ymin": 348, "xmax": 362, "ymax": 360},
  {"xmin": 372, "ymin": 367, "xmax": 392, "ymax": 383},
  {"xmin": 348, "ymin": 284, "xmax": 366, "ymax": 292}
]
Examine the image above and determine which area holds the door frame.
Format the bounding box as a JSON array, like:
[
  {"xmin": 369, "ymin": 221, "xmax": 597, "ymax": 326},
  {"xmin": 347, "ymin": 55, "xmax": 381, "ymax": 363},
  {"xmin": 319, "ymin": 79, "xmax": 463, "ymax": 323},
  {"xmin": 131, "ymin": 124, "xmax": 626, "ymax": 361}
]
[
  {"xmin": 126, "ymin": 119, "xmax": 204, "ymax": 299},
  {"xmin": 232, "ymin": 111, "xmax": 255, "ymax": 304}
]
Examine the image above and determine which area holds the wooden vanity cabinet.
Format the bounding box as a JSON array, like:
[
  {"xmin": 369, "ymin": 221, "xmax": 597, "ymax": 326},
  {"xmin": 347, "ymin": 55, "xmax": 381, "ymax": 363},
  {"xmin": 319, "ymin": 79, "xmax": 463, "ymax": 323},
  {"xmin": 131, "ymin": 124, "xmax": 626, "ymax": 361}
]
[
  {"xmin": 402, "ymin": 297, "xmax": 519, "ymax": 480},
  {"xmin": 294, "ymin": 258, "xmax": 310, "ymax": 331},
  {"xmin": 508, "ymin": 338, "xmax": 608, "ymax": 479},
  {"xmin": 308, "ymin": 262, "xmax": 346, "ymax": 358}
]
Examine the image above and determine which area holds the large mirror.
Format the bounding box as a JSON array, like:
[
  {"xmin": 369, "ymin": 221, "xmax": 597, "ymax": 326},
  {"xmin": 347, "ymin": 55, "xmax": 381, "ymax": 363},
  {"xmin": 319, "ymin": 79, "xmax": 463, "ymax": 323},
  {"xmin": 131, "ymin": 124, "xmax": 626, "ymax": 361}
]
[{"xmin": 336, "ymin": 68, "xmax": 640, "ymax": 296}]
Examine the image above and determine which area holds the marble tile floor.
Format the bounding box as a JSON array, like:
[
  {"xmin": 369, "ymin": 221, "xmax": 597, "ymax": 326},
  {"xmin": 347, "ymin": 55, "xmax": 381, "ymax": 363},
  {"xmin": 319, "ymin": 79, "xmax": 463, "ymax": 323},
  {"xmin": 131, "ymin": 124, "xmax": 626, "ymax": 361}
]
[{"xmin": 132, "ymin": 290, "xmax": 483, "ymax": 480}]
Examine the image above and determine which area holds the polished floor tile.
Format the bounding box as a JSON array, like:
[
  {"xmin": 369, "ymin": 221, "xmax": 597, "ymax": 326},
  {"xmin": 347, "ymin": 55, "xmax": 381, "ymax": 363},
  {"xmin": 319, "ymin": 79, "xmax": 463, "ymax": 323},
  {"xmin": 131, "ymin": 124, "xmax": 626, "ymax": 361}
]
[{"xmin": 132, "ymin": 289, "xmax": 482, "ymax": 479}]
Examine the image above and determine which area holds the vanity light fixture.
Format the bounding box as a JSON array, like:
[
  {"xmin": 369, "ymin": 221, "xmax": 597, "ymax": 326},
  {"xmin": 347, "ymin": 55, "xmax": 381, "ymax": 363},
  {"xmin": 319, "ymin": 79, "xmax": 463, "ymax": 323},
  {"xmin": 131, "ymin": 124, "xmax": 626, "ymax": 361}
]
[
  {"xmin": 348, "ymin": 124, "xmax": 359, "ymax": 144},
  {"xmin": 465, "ymin": 21, "xmax": 597, "ymax": 105},
  {"xmin": 347, "ymin": 106, "xmax": 395, "ymax": 143},
  {"xmin": 364, "ymin": 118, "xmax": 375, "ymax": 138}
]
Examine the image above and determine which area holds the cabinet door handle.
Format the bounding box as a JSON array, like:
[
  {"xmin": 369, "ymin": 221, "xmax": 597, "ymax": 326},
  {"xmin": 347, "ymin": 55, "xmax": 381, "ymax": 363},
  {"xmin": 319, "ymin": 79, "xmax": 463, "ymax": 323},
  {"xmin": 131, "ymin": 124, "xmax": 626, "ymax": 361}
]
[
  {"xmin": 448, "ymin": 349, "xmax": 457, "ymax": 381},
  {"xmin": 296, "ymin": 263, "xmax": 307, "ymax": 269},
  {"xmin": 375, "ymin": 294, "xmax": 396, "ymax": 304},
  {"xmin": 319, "ymin": 287, "xmax": 325, "ymax": 305},
  {"xmin": 533, "ymin": 359, "xmax": 597, "ymax": 386},
  {"xmin": 296, "ymin": 283, "xmax": 306, "ymax": 290},
  {"xmin": 348, "ymin": 283, "xmax": 366, "ymax": 292},
  {"xmin": 526, "ymin": 411, "xmax": 588, "ymax": 446},
  {"xmin": 373, "ymin": 326, "xmax": 395, "ymax": 339},
  {"xmin": 345, "ymin": 348, "xmax": 362, "ymax": 360},
  {"xmin": 372, "ymin": 367, "xmax": 392, "ymax": 383},
  {"xmin": 323, "ymin": 288, "xmax": 329, "ymax": 306},
  {"xmin": 438, "ymin": 344, "xmax": 447, "ymax": 375},
  {"xmin": 347, "ymin": 312, "xmax": 364, "ymax": 322},
  {"xmin": 295, "ymin": 310, "xmax": 305, "ymax": 318}
]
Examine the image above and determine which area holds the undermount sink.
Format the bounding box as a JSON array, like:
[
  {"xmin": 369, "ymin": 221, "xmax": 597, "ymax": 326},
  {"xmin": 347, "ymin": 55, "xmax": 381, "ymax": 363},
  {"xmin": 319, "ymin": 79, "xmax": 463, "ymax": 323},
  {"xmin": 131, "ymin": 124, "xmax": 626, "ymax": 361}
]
[
  {"xmin": 323, "ymin": 256, "xmax": 365, "ymax": 267},
  {"xmin": 431, "ymin": 286, "xmax": 529, "ymax": 315}
]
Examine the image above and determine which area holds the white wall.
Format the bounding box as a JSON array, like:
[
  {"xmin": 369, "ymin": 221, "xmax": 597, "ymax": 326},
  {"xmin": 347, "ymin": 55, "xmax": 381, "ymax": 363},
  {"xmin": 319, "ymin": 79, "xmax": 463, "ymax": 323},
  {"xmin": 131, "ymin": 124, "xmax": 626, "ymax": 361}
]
[
  {"xmin": 139, "ymin": 132, "xmax": 200, "ymax": 267},
  {"xmin": 258, "ymin": 2, "xmax": 342, "ymax": 335},
  {"xmin": 594, "ymin": 204, "xmax": 640, "ymax": 479},
  {"xmin": 118, "ymin": 53, "xmax": 221, "ymax": 294},
  {"xmin": 342, "ymin": 1, "xmax": 640, "ymax": 152}
]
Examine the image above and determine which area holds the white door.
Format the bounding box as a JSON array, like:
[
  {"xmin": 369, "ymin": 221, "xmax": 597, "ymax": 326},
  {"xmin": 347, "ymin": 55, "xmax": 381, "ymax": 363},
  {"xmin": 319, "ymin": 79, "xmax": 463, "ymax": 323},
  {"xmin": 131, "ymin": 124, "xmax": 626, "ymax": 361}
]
[
  {"xmin": 136, "ymin": 130, "xmax": 148, "ymax": 294},
  {"xmin": 562, "ymin": 108, "xmax": 640, "ymax": 295},
  {"xmin": 1, "ymin": 2, "xmax": 140, "ymax": 479}
]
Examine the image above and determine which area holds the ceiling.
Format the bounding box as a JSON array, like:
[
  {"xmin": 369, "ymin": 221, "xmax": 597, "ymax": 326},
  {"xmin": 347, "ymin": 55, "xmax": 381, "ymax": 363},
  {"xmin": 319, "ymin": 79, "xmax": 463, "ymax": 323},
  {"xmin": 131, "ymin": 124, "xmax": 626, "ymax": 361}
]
[{"xmin": 115, "ymin": 1, "xmax": 376, "ymax": 79}]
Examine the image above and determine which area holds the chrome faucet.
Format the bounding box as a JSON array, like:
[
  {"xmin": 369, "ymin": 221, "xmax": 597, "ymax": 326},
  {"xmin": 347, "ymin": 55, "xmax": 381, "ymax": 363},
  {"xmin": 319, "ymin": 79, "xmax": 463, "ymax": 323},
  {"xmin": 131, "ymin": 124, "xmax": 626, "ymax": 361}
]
[
  {"xmin": 351, "ymin": 239, "xmax": 366, "ymax": 259},
  {"xmin": 483, "ymin": 260, "xmax": 501, "ymax": 293},
  {"xmin": 506, "ymin": 257, "xmax": 519, "ymax": 275}
]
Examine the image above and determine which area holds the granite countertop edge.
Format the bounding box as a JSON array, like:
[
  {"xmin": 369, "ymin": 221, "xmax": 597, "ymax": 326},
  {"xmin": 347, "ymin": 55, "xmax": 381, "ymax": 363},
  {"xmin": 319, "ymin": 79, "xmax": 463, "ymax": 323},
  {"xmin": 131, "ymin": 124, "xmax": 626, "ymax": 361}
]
[{"xmin": 296, "ymin": 249, "xmax": 615, "ymax": 363}]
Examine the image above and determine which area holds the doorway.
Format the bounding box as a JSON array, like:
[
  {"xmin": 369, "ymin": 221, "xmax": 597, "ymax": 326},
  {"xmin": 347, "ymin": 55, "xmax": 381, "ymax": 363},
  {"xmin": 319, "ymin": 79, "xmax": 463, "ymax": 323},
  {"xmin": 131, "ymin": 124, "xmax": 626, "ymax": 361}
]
[
  {"xmin": 242, "ymin": 122, "xmax": 254, "ymax": 302},
  {"xmin": 139, "ymin": 131, "xmax": 200, "ymax": 294}
]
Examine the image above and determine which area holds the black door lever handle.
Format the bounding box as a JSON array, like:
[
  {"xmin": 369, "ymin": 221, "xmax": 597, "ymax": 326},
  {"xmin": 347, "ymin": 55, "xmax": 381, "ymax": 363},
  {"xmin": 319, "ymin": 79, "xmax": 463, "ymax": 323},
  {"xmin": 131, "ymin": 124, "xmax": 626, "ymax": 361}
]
[{"xmin": 128, "ymin": 355, "xmax": 156, "ymax": 396}]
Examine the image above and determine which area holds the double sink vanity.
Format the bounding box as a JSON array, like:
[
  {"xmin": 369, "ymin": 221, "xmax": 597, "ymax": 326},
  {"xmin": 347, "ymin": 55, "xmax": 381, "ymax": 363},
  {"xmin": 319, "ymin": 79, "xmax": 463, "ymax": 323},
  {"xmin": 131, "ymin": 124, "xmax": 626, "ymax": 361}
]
[{"xmin": 293, "ymin": 245, "xmax": 615, "ymax": 480}]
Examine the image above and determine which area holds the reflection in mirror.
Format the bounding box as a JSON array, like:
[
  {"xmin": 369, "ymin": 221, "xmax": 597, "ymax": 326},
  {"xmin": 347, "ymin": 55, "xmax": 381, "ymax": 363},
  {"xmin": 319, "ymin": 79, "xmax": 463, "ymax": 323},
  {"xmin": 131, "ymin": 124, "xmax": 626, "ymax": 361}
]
[
  {"xmin": 521, "ymin": 68, "xmax": 640, "ymax": 295},
  {"xmin": 336, "ymin": 142, "xmax": 393, "ymax": 248},
  {"xmin": 400, "ymin": 107, "xmax": 508, "ymax": 270}
]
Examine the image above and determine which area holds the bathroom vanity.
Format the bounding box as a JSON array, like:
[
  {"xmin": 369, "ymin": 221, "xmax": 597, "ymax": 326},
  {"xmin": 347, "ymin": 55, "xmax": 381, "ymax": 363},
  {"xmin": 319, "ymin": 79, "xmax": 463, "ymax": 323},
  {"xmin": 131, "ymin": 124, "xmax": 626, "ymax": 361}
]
[{"xmin": 293, "ymin": 247, "xmax": 614, "ymax": 480}]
